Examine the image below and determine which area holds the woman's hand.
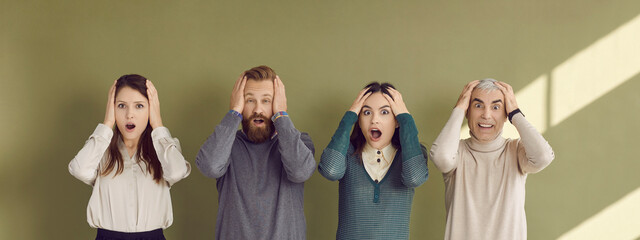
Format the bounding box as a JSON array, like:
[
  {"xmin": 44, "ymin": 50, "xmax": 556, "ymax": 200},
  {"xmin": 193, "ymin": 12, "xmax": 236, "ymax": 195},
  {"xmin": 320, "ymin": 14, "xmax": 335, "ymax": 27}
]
[
  {"xmin": 103, "ymin": 79, "xmax": 117, "ymax": 128},
  {"xmin": 349, "ymin": 87, "xmax": 372, "ymax": 114},
  {"xmin": 382, "ymin": 87, "xmax": 409, "ymax": 116},
  {"xmin": 146, "ymin": 80, "xmax": 163, "ymax": 129}
]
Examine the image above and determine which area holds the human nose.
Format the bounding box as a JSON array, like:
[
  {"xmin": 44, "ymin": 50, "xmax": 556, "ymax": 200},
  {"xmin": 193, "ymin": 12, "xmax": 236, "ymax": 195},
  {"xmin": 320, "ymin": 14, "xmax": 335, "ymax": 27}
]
[
  {"xmin": 481, "ymin": 108, "xmax": 491, "ymax": 119},
  {"xmin": 126, "ymin": 108, "xmax": 134, "ymax": 119},
  {"xmin": 371, "ymin": 113, "xmax": 381, "ymax": 124},
  {"xmin": 253, "ymin": 102, "xmax": 265, "ymax": 115}
]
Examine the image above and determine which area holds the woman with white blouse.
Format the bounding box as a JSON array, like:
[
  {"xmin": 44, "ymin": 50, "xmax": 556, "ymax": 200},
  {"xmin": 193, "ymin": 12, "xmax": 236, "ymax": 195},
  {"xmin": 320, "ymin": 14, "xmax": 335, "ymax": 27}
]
[{"xmin": 69, "ymin": 74, "xmax": 191, "ymax": 240}]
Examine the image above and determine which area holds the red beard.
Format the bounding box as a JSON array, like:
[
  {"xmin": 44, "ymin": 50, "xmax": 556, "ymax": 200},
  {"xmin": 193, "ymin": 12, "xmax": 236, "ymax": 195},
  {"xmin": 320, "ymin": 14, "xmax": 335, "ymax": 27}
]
[{"xmin": 242, "ymin": 113, "xmax": 274, "ymax": 143}]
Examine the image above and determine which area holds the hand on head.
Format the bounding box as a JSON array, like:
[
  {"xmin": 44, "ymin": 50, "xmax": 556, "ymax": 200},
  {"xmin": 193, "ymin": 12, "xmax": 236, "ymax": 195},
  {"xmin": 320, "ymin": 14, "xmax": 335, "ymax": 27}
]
[
  {"xmin": 230, "ymin": 72, "xmax": 247, "ymax": 113},
  {"xmin": 272, "ymin": 75, "xmax": 287, "ymax": 113},
  {"xmin": 103, "ymin": 79, "xmax": 117, "ymax": 128},
  {"xmin": 146, "ymin": 80, "xmax": 163, "ymax": 129},
  {"xmin": 349, "ymin": 87, "xmax": 372, "ymax": 114},
  {"xmin": 455, "ymin": 80, "xmax": 480, "ymax": 111},
  {"xmin": 382, "ymin": 87, "xmax": 409, "ymax": 116},
  {"xmin": 494, "ymin": 81, "xmax": 519, "ymax": 114}
]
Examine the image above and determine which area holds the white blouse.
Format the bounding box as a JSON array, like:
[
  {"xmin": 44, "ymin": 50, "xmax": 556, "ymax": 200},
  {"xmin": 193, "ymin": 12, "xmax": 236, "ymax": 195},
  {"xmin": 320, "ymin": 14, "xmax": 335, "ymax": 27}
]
[
  {"xmin": 361, "ymin": 143, "xmax": 397, "ymax": 183},
  {"xmin": 69, "ymin": 123, "xmax": 191, "ymax": 232}
]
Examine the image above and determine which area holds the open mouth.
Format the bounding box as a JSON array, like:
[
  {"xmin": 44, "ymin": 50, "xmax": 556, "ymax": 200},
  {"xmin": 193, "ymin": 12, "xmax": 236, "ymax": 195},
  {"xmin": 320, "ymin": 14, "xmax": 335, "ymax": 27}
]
[
  {"xmin": 370, "ymin": 128, "xmax": 382, "ymax": 141},
  {"xmin": 253, "ymin": 118, "xmax": 265, "ymax": 126},
  {"xmin": 478, "ymin": 123, "xmax": 494, "ymax": 129},
  {"xmin": 126, "ymin": 123, "xmax": 136, "ymax": 130}
]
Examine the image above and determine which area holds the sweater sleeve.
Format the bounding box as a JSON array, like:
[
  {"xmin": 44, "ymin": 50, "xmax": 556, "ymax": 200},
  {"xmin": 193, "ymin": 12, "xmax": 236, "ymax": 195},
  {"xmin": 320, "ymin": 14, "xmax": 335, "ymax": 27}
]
[
  {"xmin": 195, "ymin": 112, "xmax": 241, "ymax": 179},
  {"xmin": 429, "ymin": 108, "xmax": 465, "ymax": 174},
  {"xmin": 397, "ymin": 113, "xmax": 429, "ymax": 188},
  {"xmin": 512, "ymin": 112, "xmax": 555, "ymax": 174},
  {"xmin": 318, "ymin": 111, "xmax": 357, "ymax": 181},
  {"xmin": 151, "ymin": 127, "xmax": 191, "ymax": 186},
  {"xmin": 273, "ymin": 115, "xmax": 317, "ymax": 183},
  {"xmin": 68, "ymin": 123, "xmax": 113, "ymax": 186}
]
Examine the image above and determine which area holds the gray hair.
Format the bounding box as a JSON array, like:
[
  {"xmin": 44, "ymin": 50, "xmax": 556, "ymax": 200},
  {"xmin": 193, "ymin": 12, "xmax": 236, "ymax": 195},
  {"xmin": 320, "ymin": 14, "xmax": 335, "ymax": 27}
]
[{"xmin": 474, "ymin": 78, "xmax": 499, "ymax": 92}]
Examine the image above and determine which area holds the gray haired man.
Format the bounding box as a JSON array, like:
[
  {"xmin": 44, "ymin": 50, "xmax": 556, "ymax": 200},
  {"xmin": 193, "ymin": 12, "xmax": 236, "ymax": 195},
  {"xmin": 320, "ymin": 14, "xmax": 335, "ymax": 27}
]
[{"xmin": 430, "ymin": 79, "xmax": 555, "ymax": 240}]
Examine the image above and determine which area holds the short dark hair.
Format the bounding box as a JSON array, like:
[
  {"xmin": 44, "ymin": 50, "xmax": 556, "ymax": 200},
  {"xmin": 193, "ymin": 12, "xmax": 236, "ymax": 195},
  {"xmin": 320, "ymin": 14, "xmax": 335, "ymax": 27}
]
[{"xmin": 349, "ymin": 82, "xmax": 401, "ymax": 163}]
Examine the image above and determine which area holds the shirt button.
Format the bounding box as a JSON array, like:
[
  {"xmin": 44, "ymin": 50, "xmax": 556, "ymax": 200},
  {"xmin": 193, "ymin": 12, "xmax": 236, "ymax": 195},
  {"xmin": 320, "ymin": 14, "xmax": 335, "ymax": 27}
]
[
  {"xmin": 374, "ymin": 179, "xmax": 379, "ymax": 183},
  {"xmin": 377, "ymin": 151, "xmax": 381, "ymax": 154},
  {"xmin": 377, "ymin": 158, "xmax": 381, "ymax": 163}
]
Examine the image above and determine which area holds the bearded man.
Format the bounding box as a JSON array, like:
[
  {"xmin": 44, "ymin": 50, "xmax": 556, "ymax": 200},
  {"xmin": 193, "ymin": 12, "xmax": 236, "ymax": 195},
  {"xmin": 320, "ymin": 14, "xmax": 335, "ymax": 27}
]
[{"xmin": 196, "ymin": 65, "xmax": 316, "ymax": 240}]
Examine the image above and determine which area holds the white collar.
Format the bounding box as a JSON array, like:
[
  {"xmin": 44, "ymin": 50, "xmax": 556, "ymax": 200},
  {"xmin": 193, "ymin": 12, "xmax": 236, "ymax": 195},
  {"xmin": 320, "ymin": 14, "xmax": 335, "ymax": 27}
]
[{"xmin": 362, "ymin": 143, "xmax": 397, "ymax": 165}]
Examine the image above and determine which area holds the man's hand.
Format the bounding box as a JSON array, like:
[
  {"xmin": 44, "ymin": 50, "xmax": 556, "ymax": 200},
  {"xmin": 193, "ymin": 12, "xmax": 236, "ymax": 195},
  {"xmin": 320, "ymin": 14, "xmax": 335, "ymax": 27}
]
[
  {"xmin": 454, "ymin": 80, "xmax": 480, "ymax": 111},
  {"xmin": 230, "ymin": 72, "xmax": 246, "ymax": 113},
  {"xmin": 146, "ymin": 80, "xmax": 163, "ymax": 129},
  {"xmin": 273, "ymin": 75, "xmax": 287, "ymax": 112},
  {"xmin": 495, "ymin": 81, "xmax": 519, "ymax": 114},
  {"xmin": 103, "ymin": 79, "xmax": 117, "ymax": 128},
  {"xmin": 349, "ymin": 87, "xmax": 372, "ymax": 114},
  {"xmin": 382, "ymin": 87, "xmax": 409, "ymax": 116}
]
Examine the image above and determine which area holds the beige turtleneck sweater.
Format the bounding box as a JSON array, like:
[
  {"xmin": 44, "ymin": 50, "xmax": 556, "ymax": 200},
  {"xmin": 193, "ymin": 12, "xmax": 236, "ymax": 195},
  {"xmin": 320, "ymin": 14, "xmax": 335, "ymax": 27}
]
[{"xmin": 430, "ymin": 108, "xmax": 554, "ymax": 240}]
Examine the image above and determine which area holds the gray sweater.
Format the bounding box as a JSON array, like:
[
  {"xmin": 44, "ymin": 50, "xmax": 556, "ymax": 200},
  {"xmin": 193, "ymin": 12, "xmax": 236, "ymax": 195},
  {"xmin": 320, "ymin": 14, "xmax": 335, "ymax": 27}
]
[{"xmin": 196, "ymin": 112, "xmax": 316, "ymax": 240}]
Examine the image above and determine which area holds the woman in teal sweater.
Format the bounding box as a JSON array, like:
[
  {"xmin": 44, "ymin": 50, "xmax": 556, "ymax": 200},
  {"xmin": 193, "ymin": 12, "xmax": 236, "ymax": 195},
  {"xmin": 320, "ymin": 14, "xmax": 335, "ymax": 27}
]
[{"xmin": 318, "ymin": 82, "xmax": 429, "ymax": 239}]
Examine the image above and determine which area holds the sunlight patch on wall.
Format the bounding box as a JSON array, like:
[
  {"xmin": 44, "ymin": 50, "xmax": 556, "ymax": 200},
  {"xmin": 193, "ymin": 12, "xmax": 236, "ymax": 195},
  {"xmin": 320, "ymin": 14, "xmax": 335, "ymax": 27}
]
[
  {"xmin": 557, "ymin": 187, "xmax": 640, "ymax": 240},
  {"xmin": 551, "ymin": 13, "xmax": 640, "ymax": 126}
]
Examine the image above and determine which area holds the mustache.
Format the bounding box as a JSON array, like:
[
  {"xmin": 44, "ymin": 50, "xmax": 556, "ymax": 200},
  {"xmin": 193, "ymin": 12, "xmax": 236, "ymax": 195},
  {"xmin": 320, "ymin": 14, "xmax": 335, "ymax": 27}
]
[{"xmin": 248, "ymin": 112, "xmax": 268, "ymax": 120}]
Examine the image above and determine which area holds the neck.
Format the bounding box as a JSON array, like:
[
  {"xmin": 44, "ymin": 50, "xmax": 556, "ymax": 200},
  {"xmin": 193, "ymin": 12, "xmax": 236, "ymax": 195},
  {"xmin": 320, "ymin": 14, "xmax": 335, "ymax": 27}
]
[
  {"xmin": 122, "ymin": 138, "xmax": 139, "ymax": 158},
  {"xmin": 467, "ymin": 131, "xmax": 506, "ymax": 152},
  {"xmin": 365, "ymin": 142, "xmax": 391, "ymax": 151}
]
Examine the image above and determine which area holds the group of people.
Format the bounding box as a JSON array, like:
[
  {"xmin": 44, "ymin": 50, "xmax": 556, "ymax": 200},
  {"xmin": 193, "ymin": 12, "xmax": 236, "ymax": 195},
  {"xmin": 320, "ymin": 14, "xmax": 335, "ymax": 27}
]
[{"xmin": 69, "ymin": 65, "xmax": 555, "ymax": 240}]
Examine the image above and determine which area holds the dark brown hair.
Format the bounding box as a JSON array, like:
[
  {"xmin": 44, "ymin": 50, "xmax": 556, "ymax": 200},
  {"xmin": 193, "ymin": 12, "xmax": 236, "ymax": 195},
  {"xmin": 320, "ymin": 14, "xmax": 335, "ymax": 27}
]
[
  {"xmin": 349, "ymin": 82, "xmax": 401, "ymax": 164},
  {"xmin": 244, "ymin": 65, "xmax": 277, "ymax": 81},
  {"xmin": 100, "ymin": 74, "xmax": 163, "ymax": 183}
]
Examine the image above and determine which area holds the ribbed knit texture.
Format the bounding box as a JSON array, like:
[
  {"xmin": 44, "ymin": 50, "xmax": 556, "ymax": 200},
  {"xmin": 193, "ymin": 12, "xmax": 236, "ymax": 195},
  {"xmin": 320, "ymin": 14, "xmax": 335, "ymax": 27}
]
[{"xmin": 318, "ymin": 111, "xmax": 429, "ymax": 240}]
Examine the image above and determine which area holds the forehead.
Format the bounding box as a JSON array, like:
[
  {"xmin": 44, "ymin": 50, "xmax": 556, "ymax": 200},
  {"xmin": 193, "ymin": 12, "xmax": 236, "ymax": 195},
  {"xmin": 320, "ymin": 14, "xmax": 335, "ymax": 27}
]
[
  {"xmin": 363, "ymin": 92, "xmax": 390, "ymax": 108},
  {"xmin": 471, "ymin": 88, "xmax": 504, "ymax": 102},
  {"xmin": 116, "ymin": 86, "xmax": 147, "ymax": 102},
  {"xmin": 244, "ymin": 79, "xmax": 274, "ymax": 96}
]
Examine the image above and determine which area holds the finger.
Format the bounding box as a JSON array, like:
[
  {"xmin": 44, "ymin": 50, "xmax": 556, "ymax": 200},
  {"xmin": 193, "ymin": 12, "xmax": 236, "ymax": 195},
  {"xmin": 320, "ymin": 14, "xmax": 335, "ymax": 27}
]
[
  {"xmin": 357, "ymin": 87, "xmax": 371, "ymax": 101},
  {"xmin": 383, "ymin": 91, "xmax": 397, "ymax": 103},
  {"xmin": 239, "ymin": 76, "xmax": 247, "ymax": 91},
  {"xmin": 466, "ymin": 80, "xmax": 480, "ymax": 91},
  {"xmin": 276, "ymin": 76, "xmax": 285, "ymax": 92},
  {"xmin": 360, "ymin": 91, "xmax": 372, "ymax": 103},
  {"xmin": 234, "ymin": 73, "xmax": 245, "ymax": 90},
  {"xmin": 387, "ymin": 87, "xmax": 401, "ymax": 99},
  {"xmin": 494, "ymin": 82, "xmax": 508, "ymax": 94},
  {"xmin": 382, "ymin": 91, "xmax": 394, "ymax": 104}
]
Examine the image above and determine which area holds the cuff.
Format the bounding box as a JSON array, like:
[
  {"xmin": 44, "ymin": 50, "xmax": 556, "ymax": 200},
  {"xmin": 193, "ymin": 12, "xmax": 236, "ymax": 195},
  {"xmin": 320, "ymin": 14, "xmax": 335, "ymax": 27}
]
[
  {"xmin": 271, "ymin": 111, "xmax": 289, "ymax": 122},
  {"xmin": 95, "ymin": 123, "xmax": 114, "ymax": 140},
  {"xmin": 220, "ymin": 111, "xmax": 243, "ymax": 128},
  {"xmin": 343, "ymin": 111, "xmax": 358, "ymax": 123},
  {"xmin": 228, "ymin": 110, "xmax": 242, "ymax": 120},
  {"xmin": 151, "ymin": 126, "xmax": 172, "ymax": 140},
  {"xmin": 396, "ymin": 113, "xmax": 415, "ymax": 127}
]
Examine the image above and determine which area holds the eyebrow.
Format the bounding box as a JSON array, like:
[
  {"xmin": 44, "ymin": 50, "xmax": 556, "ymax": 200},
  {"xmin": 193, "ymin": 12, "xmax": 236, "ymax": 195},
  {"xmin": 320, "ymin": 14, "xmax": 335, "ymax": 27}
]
[
  {"xmin": 362, "ymin": 105, "xmax": 391, "ymax": 109},
  {"xmin": 116, "ymin": 100, "xmax": 147, "ymax": 104},
  {"xmin": 245, "ymin": 93, "xmax": 272, "ymax": 97},
  {"xmin": 472, "ymin": 98, "xmax": 503, "ymax": 104}
]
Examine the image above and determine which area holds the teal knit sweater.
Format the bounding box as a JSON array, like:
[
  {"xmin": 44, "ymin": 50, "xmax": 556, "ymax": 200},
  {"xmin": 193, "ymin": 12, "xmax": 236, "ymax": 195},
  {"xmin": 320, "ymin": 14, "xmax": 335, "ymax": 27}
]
[{"xmin": 318, "ymin": 111, "xmax": 429, "ymax": 240}]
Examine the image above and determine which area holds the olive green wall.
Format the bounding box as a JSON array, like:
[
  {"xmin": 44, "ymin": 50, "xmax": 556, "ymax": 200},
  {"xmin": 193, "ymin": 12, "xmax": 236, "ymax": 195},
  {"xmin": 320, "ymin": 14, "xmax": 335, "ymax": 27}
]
[{"xmin": 2, "ymin": 1, "xmax": 639, "ymax": 239}]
